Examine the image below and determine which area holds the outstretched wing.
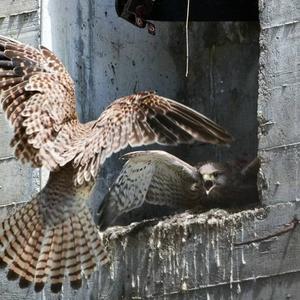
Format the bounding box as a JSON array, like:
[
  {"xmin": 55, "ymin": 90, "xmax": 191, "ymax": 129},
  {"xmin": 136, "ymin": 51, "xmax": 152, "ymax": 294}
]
[
  {"xmin": 98, "ymin": 150, "xmax": 205, "ymax": 229},
  {"xmin": 0, "ymin": 35, "xmax": 77, "ymax": 168},
  {"xmin": 0, "ymin": 36, "xmax": 233, "ymax": 185},
  {"xmin": 57, "ymin": 91, "xmax": 233, "ymax": 185}
]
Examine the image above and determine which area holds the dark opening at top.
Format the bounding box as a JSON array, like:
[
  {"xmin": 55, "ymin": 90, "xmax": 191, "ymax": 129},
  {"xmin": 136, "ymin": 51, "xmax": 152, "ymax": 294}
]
[{"xmin": 116, "ymin": 0, "xmax": 259, "ymax": 23}]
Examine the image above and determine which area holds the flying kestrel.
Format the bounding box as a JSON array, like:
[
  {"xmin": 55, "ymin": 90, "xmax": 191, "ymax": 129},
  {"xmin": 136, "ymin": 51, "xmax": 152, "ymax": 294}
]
[
  {"xmin": 98, "ymin": 151, "xmax": 259, "ymax": 229},
  {"xmin": 0, "ymin": 35, "xmax": 232, "ymax": 293}
]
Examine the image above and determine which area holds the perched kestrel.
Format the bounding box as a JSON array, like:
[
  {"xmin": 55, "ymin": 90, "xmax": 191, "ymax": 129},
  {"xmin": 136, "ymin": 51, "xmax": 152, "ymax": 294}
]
[
  {"xmin": 0, "ymin": 35, "xmax": 232, "ymax": 293},
  {"xmin": 98, "ymin": 151, "xmax": 259, "ymax": 230}
]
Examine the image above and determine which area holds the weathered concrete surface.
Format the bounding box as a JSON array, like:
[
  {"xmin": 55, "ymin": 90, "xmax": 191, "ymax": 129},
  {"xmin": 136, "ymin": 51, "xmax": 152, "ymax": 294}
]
[
  {"xmin": 0, "ymin": 158, "xmax": 40, "ymax": 206},
  {"xmin": 258, "ymin": 0, "xmax": 300, "ymax": 205},
  {"xmin": 2, "ymin": 203, "xmax": 298, "ymax": 299},
  {"xmin": 0, "ymin": 2, "xmax": 40, "ymax": 44},
  {"xmin": 0, "ymin": 0, "xmax": 38, "ymax": 18},
  {"xmin": 0, "ymin": 0, "xmax": 299, "ymax": 299},
  {"xmin": 96, "ymin": 203, "xmax": 300, "ymax": 299}
]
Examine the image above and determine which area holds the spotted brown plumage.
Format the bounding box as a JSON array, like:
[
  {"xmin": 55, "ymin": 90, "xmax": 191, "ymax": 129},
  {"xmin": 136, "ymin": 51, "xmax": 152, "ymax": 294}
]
[
  {"xmin": 0, "ymin": 35, "xmax": 233, "ymax": 292},
  {"xmin": 98, "ymin": 151, "xmax": 259, "ymax": 230},
  {"xmin": 97, "ymin": 151, "xmax": 205, "ymax": 229},
  {"xmin": 0, "ymin": 165, "xmax": 107, "ymax": 293}
]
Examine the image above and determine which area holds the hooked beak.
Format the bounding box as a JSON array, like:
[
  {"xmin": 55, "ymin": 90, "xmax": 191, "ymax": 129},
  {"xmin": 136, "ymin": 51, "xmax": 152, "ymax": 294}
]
[{"xmin": 202, "ymin": 174, "xmax": 216, "ymax": 195}]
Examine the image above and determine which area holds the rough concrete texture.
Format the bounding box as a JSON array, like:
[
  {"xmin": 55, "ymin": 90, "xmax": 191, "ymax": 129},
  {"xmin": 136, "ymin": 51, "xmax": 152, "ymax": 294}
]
[
  {"xmin": 257, "ymin": 0, "xmax": 300, "ymax": 204},
  {"xmin": 96, "ymin": 203, "xmax": 300, "ymax": 299},
  {"xmin": 0, "ymin": 0, "xmax": 299, "ymax": 299},
  {"xmin": 1, "ymin": 204, "xmax": 298, "ymax": 299}
]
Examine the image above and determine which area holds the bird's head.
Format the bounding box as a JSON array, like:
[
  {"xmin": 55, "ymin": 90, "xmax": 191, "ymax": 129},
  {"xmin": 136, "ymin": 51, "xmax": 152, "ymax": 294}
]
[{"xmin": 198, "ymin": 162, "xmax": 227, "ymax": 196}]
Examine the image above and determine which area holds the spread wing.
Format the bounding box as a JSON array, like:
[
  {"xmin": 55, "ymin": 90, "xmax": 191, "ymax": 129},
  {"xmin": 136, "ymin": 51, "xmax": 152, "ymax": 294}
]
[
  {"xmin": 0, "ymin": 35, "xmax": 77, "ymax": 168},
  {"xmin": 56, "ymin": 92, "xmax": 233, "ymax": 185},
  {"xmin": 0, "ymin": 35, "xmax": 233, "ymax": 185},
  {"xmin": 97, "ymin": 150, "xmax": 205, "ymax": 229}
]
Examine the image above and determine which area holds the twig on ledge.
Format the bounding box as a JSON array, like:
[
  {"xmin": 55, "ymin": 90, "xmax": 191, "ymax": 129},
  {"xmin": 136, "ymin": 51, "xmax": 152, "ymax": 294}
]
[{"xmin": 234, "ymin": 217, "xmax": 299, "ymax": 246}]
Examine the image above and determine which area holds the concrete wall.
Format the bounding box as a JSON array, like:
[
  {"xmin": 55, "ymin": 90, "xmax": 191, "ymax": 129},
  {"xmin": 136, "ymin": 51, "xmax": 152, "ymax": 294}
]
[
  {"xmin": 258, "ymin": 0, "xmax": 300, "ymax": 205},
  {"xmin": 0, "ymin": 0, "xmax": 299, "ymax": 299}
]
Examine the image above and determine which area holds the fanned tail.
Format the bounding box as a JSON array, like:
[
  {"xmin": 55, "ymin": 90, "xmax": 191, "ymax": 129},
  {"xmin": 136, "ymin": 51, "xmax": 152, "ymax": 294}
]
[{"xmin": 0, "ymin": 197, "xmax": 109, "ymax": 293}]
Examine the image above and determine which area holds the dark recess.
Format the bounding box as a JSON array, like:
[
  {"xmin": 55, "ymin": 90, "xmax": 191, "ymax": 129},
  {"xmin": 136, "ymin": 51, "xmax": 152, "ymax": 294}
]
[
  {"xmin": 151, "ymin": 0, "xmax": 259, "ymax": 21},
  {"xmin": 148, "ymin": 0, "xmax": 258, "ymax": 21}
]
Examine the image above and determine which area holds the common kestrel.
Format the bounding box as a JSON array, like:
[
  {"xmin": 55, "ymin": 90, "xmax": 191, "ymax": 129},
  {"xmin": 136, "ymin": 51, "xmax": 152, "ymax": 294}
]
[
  {"xmin": 98, "ymin": 151, "xmax": 259, "ymax": 229},
  {"xmin": 0, "ymin": 36, "xmax": 232, "ymax": 292}
]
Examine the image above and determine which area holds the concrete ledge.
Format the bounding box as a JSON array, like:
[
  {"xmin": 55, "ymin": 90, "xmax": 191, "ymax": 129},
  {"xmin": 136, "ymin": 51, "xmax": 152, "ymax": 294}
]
[
  {"xmin": 92, "ymin": 203, "xmax": 300, "ymax": 299},
  {"xmin": 0, "ymin": 203, "xmax": 299, "ymax": 299}
]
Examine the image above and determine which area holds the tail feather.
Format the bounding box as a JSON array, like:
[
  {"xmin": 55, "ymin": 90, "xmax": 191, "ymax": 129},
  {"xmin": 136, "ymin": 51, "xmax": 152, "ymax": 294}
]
[
  {"xmin": 0, "ymin": 199, "xmax": 44, "ymax": 290},
  {"xmin": 48, "ymin": 226, "xmax": 64, "ymax": 293},
  {"xmin": 4, "ymin": 223, "xmax": 41, "ymax": 282},
  {"xmin": 20, "ymin": 225, "xmax": 44, "ymax": 283},
  {"xmin": 76, "ymin": 211, "xmax": 98, "ymax": 276},
  {"xmin": 50, "ymin": 218, "xmax": 84, "ymax": 292},
  {"xmin": 0, "ymin": 199, "xmax": 40, "ymax": 267},
  {"xmin": 0, "ymin": 197, "xmax": 109, "ymax": 293},
  {"xmin": 34, "ymin": 229, "xmax": 55, "ymax": 286},
  {"xmin": 32, "ymin": 229, "xmax": 54, "ymax": 292},
  {"xmin": 49, "ymin": 221, "xmax": 72, "ymax": 293},
  {"xmin": 66, "ymin": 217, "xmax": 82, "ymax": 289}
]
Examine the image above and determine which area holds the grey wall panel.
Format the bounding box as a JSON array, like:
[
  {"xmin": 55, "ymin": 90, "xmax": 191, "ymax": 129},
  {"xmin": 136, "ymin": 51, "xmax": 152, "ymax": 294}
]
[
  {"xmin": 0, "ymin": 0, "xmax": 299, "ymax": 299},
  {"xmin": 0, "ymin": 159, "xmax": 40, "ymax": 206},
  {"xmin": 94, "ymin": 203, "xmax": 300, "ymax": 299},
  {"xmin": 258, "ymin": 1, "xmax": 300, "ymax": 205},
  {"xmin": 259, "ymin": 147, "xmax": 300, "ymax": 204},
  {"xmin": 0, "ymin": 109, "xmax": 14, "ymax": 158},
  {"xmin": 0, "ymin": 0, "xmax": 39, "ymax": 18},
  {"xmin": 0, "ymin": 10, "xmax": 40, "ymax": 44},
  {"xmin": 258, "ymin": 22, "xmax": 300, "ymax": 148},
  {"xmin": 259, "ymin": 0, "xmax": 300, "ymax": 28}
]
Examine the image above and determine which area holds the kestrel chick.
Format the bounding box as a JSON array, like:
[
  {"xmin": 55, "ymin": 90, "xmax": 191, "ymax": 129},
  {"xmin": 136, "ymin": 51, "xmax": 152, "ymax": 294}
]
[{"xmin": 198, "ymin": 158, "xmax": 259, "ymax": 208}]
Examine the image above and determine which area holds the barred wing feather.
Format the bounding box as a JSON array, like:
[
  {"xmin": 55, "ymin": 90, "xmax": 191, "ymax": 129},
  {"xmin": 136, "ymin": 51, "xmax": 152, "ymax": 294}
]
[{"xmin": 98, "ymin": 150, "xmax": 205, "ymax": 229}]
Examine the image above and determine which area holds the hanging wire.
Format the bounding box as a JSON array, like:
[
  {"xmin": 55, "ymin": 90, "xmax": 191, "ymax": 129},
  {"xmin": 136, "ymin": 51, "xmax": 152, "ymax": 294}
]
[{"xmin": 185, "ymin": 0, "xmax": 191, "ymax": 77}]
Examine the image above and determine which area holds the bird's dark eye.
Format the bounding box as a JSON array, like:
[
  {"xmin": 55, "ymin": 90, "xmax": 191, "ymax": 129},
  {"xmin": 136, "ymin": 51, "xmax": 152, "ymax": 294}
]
[{"xmin": 213, "ymin": 172, "xmax": 219, "ymax": 177}]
